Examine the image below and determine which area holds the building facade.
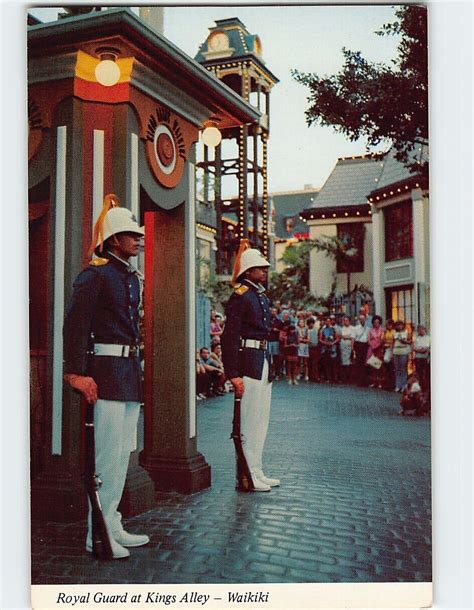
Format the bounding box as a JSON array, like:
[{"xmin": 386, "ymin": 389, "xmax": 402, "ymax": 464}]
[
  {"xmin": 301, "ymin": 156, "xmax": 379, "ymax": 299},
  {"xmin": 301, "ymin": 149, "xmax": 429, "ymax": 327},
  {"xmin": 369, "ymin": 147, "xmax": 429, "ymax": 327}
]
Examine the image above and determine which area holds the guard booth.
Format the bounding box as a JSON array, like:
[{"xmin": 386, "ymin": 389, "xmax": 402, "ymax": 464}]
[{"xmin": 28, "ymin": 8, "xmax": 260, "ymax": 521}]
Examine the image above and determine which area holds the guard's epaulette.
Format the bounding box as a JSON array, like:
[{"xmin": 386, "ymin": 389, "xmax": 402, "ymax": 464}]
[
  {"xmin": 234, "ymin": 284, "xmax": 249, "ymax": 295},
  {"xmin": 89, "ymin": 257, "xmax": 109, "ymax": 266}
]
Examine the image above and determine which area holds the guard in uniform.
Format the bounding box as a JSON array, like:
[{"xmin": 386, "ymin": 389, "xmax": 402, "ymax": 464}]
[
  {"xmin": 221, "ymin": 241, "xmax": 280, "ymax": 492},
  {"xmin": 63, "ymin": 194, "xmax": 149, "ymax": 559}
]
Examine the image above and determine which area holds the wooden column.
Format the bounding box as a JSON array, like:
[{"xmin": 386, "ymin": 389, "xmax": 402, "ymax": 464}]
[
  {"xmin": 31, "ymin": 101, "xmax": 88, "ymax": 522},
  {"xmin": 141, "ymin": 204, "xmax": 211, "ymax": 493}
]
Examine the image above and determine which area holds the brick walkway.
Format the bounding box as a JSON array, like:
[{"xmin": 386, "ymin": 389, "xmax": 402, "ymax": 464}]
[{"xmin": 31, "ymin": 381, "xmax": 431, "ymax": 584}]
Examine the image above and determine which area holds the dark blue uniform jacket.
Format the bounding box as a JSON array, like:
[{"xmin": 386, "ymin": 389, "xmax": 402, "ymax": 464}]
[
  {"xmin": 221, "ymin": 279, "xmax": 273, "ymax": 382},
  {"xmin": 63, "ymin": 253, "xmax": 143, "ymax": 402}
]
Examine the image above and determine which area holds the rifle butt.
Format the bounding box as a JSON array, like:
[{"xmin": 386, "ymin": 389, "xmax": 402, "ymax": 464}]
[{"xmin": 231, "ymin": 395, "xmax": 254, "ymax": 492}]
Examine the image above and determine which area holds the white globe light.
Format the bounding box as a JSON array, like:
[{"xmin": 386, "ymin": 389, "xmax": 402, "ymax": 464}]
[
  {"xmin": 202, "ymin": 126, "xmax": 222, "ymax": 148},
  {"xmin": 94, "ymin": 60, "xmax": 121, "ymax": 87}
]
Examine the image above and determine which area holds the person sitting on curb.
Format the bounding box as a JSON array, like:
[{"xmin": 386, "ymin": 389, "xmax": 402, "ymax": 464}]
[{"xmin": 399, "ymin": 375, "xmax": 427, "ymax": 417}]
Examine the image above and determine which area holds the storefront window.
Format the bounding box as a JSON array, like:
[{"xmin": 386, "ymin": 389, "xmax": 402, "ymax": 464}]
[
  {"xmin": 336, "ymin": 222, "xmax": 364, "ymax": 273},
  {"xmin": 386, "ymin": 286, "xmax": 414, "ymax": 325},
  {"xmin": 384, "ymin": 201, "xmax": 413, "ymax": 261}
]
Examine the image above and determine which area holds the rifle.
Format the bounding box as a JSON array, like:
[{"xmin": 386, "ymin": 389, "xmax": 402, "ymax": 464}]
[
  {"xmin": 84, "ymin": 403, "xmax": 113, "ymax": 559},
  {"xmin": 230, "ymin": 395, "xmax": 254, "ymax": 492}
]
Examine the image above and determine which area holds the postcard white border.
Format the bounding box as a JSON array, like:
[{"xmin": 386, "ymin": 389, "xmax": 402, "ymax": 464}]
[{"xmin": 1, "ymin": 2, "xmax": 472, "ymax": 610}]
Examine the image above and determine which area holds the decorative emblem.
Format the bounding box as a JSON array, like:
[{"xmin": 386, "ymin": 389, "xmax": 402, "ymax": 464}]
[{"xmin": 145, "ymin": 105, "xmax": 187, "ymax": 188}]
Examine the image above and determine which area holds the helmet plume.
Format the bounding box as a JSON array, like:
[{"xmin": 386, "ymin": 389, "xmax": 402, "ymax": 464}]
[
  {"xmin": 231, "ymin": 238, "xmax": 250, "ymax": 286},
  {"xmin": 88, "ymin": 193, "xmax": 120, "ymax": 258}
]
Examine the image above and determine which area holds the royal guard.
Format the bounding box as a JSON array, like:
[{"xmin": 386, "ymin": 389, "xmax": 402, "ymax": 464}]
[
  {"xmin": 221, "ymin": 240, "xmax": 280, "ymax": 492},
  {"xmin": 63, "ymin": 194, "xmax": 149, "ymax": 559}
]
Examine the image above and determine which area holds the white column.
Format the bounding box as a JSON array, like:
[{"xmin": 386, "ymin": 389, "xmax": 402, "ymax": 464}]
[
  {"xmin": 412, "ymin": 188, "xmax": 426, "ymax": 325},
  {"xmin": 371, "ymin": 207, "xmax": 383, "ymax": 317},
  {"xmin": 186, "ymin": 162, "xmax": 196, "ymax": 439},
  {"xmin": 412, "ymin": 188, "xmax": 426, "ymax": 283},
  {"xmin": 92, "ymin": 130, "xmax": 104, "ymax": 224},
  {"xmin": 130, "ymin": 132, "xmax": 140, "ymax": 269},
  {"xmin": 51, "ymin": 126, "xmax": 67, "ymax": 455},
  {"xmin": 130, "ymin": 133, "xmax": 139, "ymax": 218},
  {"xmin": 309, "ymin": 223, "xmax": 337, "ymax": 297}
]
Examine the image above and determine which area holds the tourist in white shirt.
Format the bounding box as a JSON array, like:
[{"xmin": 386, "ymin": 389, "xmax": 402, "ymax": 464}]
[
  {"xmin": 413, "ymin": 325, "xmax": 430, "ymax": 391},
  {"xmin": 339, "ymin": 316, "xmax": 355, "ymax": 383},
  {"xmin": 353, "ymin": 313, "xmax": 370, "ymax": 386}
]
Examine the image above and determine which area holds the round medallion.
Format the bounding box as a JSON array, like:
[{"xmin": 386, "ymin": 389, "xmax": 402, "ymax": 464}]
[
  {"xmin": 145, "ymin": 104, "xmax": 195, "ymax": 189},
  {"xmin": 153, "ymin": 124, "xmax": 176, "ymax": 175},
  {"xmin": 156, "ymin": 133, "xmax": 174, "ymax": 166}
]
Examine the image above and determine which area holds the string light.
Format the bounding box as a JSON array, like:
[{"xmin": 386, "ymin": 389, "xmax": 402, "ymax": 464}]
[{"xmin": 196, "ymin": 223, "xmax": 217, "ymax": 234}]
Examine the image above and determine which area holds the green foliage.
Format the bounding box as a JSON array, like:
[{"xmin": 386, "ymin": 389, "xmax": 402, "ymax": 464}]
[
  {"xmin": 201, "ymin": 277, "xmax": 233, "ymax": 310},
  {"xmin": 196, "ymin": 255, "xmax": 232, "ymax": 308},
  {"xmin": 267, "ymin": 235, "xmax": 359, "ymax": 306},
  {"xmin": 292, "ymin": 5, "xmax": 428, "ymax": 175}
]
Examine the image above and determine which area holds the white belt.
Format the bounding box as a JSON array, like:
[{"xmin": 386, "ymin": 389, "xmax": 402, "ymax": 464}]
[
  {"xmin": 93, "ymin": 343, "xmax": 138, "ymax": 357},
  {"xmin": 240, "ymin": 339, "xmax": 267, "ymax": 350}
]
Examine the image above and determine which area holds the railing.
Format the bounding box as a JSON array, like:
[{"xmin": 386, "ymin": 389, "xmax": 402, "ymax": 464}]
[{"xmin": 330, "ymin": 291, "xmax": 374, "ymax": 322}]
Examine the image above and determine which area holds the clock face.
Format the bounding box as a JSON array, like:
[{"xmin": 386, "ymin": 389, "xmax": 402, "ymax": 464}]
[{"xmin": 208, "ymin": 31, "xmax": 228, "ymax": 52}]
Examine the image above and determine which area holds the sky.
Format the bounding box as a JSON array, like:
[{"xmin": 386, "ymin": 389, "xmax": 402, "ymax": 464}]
[
  {"xmin": 164, "ymin": 5, "xmax": 401, "ymax": 192},
  {"xmin": 29, "ymin": 4, "xmax": 401, "ymax": 194}
]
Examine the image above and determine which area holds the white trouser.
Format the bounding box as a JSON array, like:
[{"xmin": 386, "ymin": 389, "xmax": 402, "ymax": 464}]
[
  {"xmin": 241, "ymin": 359, "xmax": 273, "ymax": 475},
  {"xmin": 87, "ymin": 400, "xmax": 140, "ymax": 541}
]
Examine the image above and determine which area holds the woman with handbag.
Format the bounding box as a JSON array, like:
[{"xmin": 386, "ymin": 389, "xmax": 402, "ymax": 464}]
[{"xmin": 366, "ymin": 315, "xmax": 385, "ymax": 388}]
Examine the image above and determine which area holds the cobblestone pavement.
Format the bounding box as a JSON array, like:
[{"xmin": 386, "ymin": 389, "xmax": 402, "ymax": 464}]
[{"xmin": 31, "ymin": 381, "xmax": 431, "ymax": 584}]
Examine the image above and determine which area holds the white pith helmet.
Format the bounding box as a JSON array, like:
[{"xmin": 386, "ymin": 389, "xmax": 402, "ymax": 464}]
[
  {"xmin": 231, "ymin": 238, "xmax": 270, "ymax": 286},
  {"xmin": 89, "ymin": 193, "xmax": 144, "ymax": 257},
  {"xmin": 96, "ymin": 207, "xmax": 144, "ymax": 250},
  {"xmin": 238, "ymin": 248, "xmax": 270, "ymax": 277}
]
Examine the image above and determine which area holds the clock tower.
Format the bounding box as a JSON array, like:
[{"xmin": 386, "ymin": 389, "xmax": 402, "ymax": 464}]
[{"xmin": 195, "ymin": 18, "xmax": 278, "ymax": 273}]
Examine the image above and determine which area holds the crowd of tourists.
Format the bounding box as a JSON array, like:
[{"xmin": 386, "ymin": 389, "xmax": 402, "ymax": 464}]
[{"xmin": 197, "ymin": 305, "xmax": 431, "ymax": 416}]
